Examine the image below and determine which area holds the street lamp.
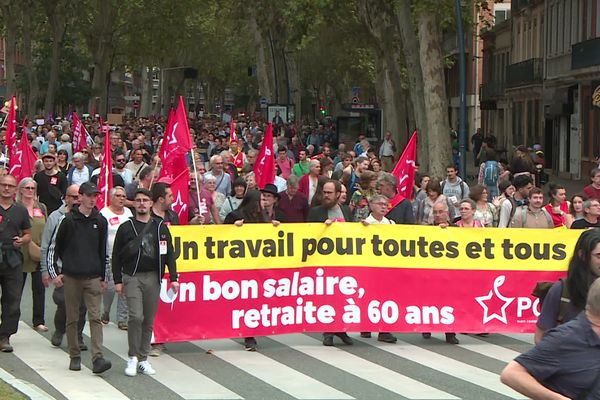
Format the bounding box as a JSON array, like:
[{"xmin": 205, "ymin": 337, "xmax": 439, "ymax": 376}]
[{"xmin": 455, "ymin": 0, "xmax": 468, "ymax": 179}]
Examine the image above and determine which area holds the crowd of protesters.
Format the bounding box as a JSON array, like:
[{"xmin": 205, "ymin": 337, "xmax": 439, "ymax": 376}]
[{"xmin": 0, "ymin": 113, "xmax": 599, "ymax": 390}]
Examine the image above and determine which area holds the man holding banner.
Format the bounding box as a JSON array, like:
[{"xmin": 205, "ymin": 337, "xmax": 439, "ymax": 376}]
[{"xmin": 307, "ymin": 179, "xmax": 354, "ymax": 346}]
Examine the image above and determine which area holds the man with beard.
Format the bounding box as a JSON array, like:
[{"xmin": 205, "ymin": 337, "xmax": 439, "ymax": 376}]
[{"xmin": 307, "ymin": 180, "xmax": 354, "ymax": 346}]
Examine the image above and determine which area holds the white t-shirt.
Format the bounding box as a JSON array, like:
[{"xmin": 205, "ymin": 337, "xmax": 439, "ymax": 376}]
[{"xmin": 100, "ymin": 206, "xmax": 133, "ymax": 257}]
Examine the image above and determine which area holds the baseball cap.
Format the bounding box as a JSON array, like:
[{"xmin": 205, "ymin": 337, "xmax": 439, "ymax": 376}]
[{"xmin": 79, "ymin": 182, "xmax": 99, "ymax": 195}]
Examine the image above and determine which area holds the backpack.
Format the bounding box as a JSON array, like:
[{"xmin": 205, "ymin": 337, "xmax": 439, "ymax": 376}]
[
  {"xmin": 514, "ymin": 205, "xmax": 553, "ymax": 227},
  {"xmin": 531, "ymin": 278, "xmax": 570, "ymax": 324},
  {"xmin": 483, "ymin": 160, "xmax": 499, "ymax": 186}
]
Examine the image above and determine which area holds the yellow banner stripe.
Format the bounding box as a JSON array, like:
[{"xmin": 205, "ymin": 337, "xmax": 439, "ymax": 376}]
[{"xmin": 170, "ymin": 224, "xmax": 579, "ymax": 273}]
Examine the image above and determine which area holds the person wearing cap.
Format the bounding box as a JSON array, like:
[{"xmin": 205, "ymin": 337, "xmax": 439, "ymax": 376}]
[
  {"xmin": 34, "ymin": 152, "xmax": 68, "ymax": 214},
  {"xmin": 259, "ymin": 184, "xmax": 287, "ymax": 223},
  {"xmin": 53, "ymin": 181, "xmax": 111, "ymax": 374}
]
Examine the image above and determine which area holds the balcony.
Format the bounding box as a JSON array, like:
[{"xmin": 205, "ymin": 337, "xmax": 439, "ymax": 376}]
[
  {"xmin": 506, "ymin": 58, "xmax": 542, "ymax": 88},
  {"xmin": 480, "ymin": 80, "xmax": 506, "ymax": 100},
  {"xmin": 572, "ymin": 37, "xmax": 600, "ymax": 70}
]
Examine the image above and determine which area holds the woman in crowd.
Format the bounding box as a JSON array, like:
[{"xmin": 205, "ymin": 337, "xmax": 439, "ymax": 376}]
[
  {"xmin": 510, "ymin": 145, "xmax": 536, "ymax": 183},
  {"xmin": 224, "ymin": 190, "xmax": 264, "ymax": 225},
  {"xmin": 469, "ymin": 184, "xmax": 498, "ymax": 227},
  {"xmin": 497, "ymin": 179, "xmax": 515, "ymax": 207},
  {"xmin": 219, "ymin": 177, "xmax": 247, "ymax": 222},
  {"xmin": 349, "ymin": 170, "xmax": 378, "ymax": 222},
  {"xmin": 16, "ymin": 178, "xmax": 47, "ymax": 332},
  {"xmin": 455, "ymin": 199, "xmax": 484, "ymax": 228},
  {"xmin": 569, "ymin": 193, "xmax": 587, "ymax": 221},
  {"xmin": 535, "ymin": 229, "xmax": 600, "ymax": 343},
  {"xmin": 370, "ymin": 159, "xmax": 382, "ymax": 177},
  {"xmin": 56, "ymin": 149, "xmax": 71, "ymax": 174},
  {"xmin": 543, "ymin": 183, "xmax": 573, "ymax": 228},
  {"xmin": 204, "ymin": 175, "xmax": 226, "ymax": 214},
  {"xmin": 417, "ymin": 179, "xmax": 449, "ymax": 225}
]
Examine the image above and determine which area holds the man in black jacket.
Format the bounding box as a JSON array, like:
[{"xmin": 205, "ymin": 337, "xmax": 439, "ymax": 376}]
[
  {"xmin": 112, "ymin": 189, "xmax": 178, "ymax": 377},
  {"xmin": 307, "ymin": 179, "xmax": 354, "ymax": 346},
  {"xmin": 54, "ymin": 182, "xmax": 111, "ymax": 374}
]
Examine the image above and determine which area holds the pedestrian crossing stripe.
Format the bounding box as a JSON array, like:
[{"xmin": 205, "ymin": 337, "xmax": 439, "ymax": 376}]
[{"xmin": 7, "ymin": 321, "xmax": 533, "ymax": 400}]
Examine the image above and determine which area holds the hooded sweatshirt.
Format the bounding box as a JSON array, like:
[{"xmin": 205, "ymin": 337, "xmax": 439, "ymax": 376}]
[{"xmin": 54, "ymin": 205, "xmax": 108, "ymax": 279}]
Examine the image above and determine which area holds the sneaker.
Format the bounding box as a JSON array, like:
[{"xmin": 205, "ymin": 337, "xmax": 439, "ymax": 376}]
[
  {"xmin": 137, "ymin": 360, "xmax": 156, "ymax": 375},
  {"xmin": 92, "ymin": 357, "xmax": 112, "ymax": 374},
  {"xmin": 322, "ymin": 335, "xmax": 334, "ymax": 346},
  {"xmin": 421, "ymin": 332, "xmax": 432, "ymax": 339},
  {"xmin": 79, "ymin": 339, "xmax": 88, "ymax": 351},
  {"xmin": 360, "ymin": 332, "xmax": 372, "ymax": 338},
  {"xmin": 51, "ymin": 331, "xmax": 63, "ymax": 347},
  {"xmin": 125, "ymin": 356, "xmax": 138, "ymax": 377},
  {"xmin": 244, "ymin": 337, "xmax": 257, "ymax": 351},
  {"xmin": 101, "ymin": 312, "xmax": 110, "ymax": 325},
  {"xmin": 0, "ymin": 337, "xmax": 13, "ymax": 353},
  {"xmin": 33, "ymin": 324, "xmax": 49, "ymax": 332},
  {"xmin": 69, "ymin": 357, "xmax": 81, "ymax": 371},
  {"xmin": 118, "ymin": 321, "xmax": 128, "ymax": 331}
]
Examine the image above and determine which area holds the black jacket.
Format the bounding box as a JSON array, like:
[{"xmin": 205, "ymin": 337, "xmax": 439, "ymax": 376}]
[
  {"xmin": 387, "ymin": 199, "xmax": 416, "ymax": 224},
  {"xmin": 307, "ymin": 204, "xmax": 353, "ymax": 222},
  {"xmin": 55, "ymin": 205, "xmax": 108, "ymax": 279},
  {"xmin": 111, "ymin": 217, "xmax": 177, "ymax": 285}
]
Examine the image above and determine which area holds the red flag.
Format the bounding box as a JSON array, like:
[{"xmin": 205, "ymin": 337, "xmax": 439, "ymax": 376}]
[
  {"xmin": 158, "ymin": 98, "xmax": 192, "ymax": 179},
  {"xmin": 97, "ymin": 124, "xmax": 113, "ymax": 209},
  {"xmin": 5, "ymin": 96, "xmax": 17, "ymax": 167},
  {"xmin": 170, "ymin": 167, "xmax": 190, "ymax": 225},
  {"xmin": 71, "ymin": 112, "xmax": 87, "ymax": 154},
  {"xmin": 388, "ymin": 131, "xmax": 418, "ymax": 211},
  {"xmin": 253, "ymin": 122, "xmax": 275, "ymax": 189},
  {"xmin": 229, "ymin": 118, "xmax": 237, "ymax": 143},
  {"xmin": 10, "ymin": 117, "xmax": 37, "ymax": 183}
]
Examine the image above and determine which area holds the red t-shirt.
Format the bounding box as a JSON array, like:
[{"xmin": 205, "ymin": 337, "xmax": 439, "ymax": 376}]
[
  {"xmin": 584, "ymin": 184, "xmax": 600, "ymax": 201},
  {"xmin": 543, "ymin": 201, "xmax": 569, "ymax": 227}
]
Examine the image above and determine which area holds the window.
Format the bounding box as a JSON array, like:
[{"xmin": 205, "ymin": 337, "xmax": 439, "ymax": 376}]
[{"xmin": 495, "ymin": 9, "xmax": 511, "ymax": 23}]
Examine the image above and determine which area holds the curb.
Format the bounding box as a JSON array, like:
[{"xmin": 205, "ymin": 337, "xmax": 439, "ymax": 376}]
[{"xmin": 0, "ymin": 367, "xmax": 56, "ymax": 400}]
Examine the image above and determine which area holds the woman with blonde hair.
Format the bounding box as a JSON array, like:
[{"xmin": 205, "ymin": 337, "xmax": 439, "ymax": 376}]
[{"xmin": 16, "ymin": 177, "xmax": 47, "ymax": 332}]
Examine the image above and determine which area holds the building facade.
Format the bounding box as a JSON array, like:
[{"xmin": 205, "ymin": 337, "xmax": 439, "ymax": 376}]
[{"xmin": 481, "ymin": 0, "xmax": 600, "ymax": 179}]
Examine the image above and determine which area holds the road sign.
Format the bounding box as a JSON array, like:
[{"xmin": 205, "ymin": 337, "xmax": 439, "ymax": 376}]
[
  {"xmin": 132, "ymin": 101, "xmax": 140, "ymax": 109},
  {"xmin": 124, "ymin": 95, "xmax": 140, "ymax": 101},
  {"xmin": 259, "ymin": 96, "xmax": 269, "ymax": 109},
  {"xmin": 351, "ymin": 96, "xmax": 360, "ymax": 104}
]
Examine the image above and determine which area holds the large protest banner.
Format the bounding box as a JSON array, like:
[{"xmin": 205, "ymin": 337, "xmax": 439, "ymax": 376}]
[{"xmin": 153, "ymin": 224, "xmax": 581, "ymax": 342}]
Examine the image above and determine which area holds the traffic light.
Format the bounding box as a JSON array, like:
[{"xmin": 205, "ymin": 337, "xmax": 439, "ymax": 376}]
[{"xmin": 319, "ymin": 106, "xmax": 327, "ymax": 116}]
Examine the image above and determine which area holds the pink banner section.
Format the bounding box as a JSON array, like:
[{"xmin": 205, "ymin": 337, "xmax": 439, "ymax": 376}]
[{"xmin": 153, "ymin": 267, "xmax": 565, "ymax": 342}]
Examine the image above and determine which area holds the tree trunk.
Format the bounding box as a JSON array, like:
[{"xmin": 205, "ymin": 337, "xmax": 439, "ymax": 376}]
[
  {"xmin": 286, "ymin": 51, "xmax": 301, "ymax": 123},
  {"xmin": 21, "ymin": 2, "xmax": 39, "ymax": 116},
  {"xmin": 357, "ymin": 0, "xmax": 408, "ymax": 147},
  {"xmin": 248, "ymin": 7, "xmax": 273, "ymax": 102},
  {"xmin": 140, "ymin": 66, "xmax": 153, "ymax": 117},
  {"xmin": 396, "ymin": 0, "xmax": 430, "ymax": 169},
  {"xmin": 1, "ymin": 4, "xmax": 18, "ymax": 98},
  {"xmin": 86, "ymin": 0, "xmax": 115, "ymax": 117},
  {"xmin": 417, "ymin": 12, "xmax": 451, "ymax": 178},
  {"xmin": 44, "ymin": 15, "xmax": 67, "ymax": 115}
]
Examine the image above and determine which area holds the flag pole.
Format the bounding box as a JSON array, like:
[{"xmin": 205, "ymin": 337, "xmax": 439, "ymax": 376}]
[
  {"xmin": 189, "ymin": 149, "xmax": 202, "ymax": 223},
  {"xmin": 149, "ymin": 157, "xmax": 160, "ymax": 187}
]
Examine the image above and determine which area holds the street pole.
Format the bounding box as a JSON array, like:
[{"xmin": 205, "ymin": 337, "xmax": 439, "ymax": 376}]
[{"xmin": 455, "ymin": 0, "xmax": 468, "ymax": 178}]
